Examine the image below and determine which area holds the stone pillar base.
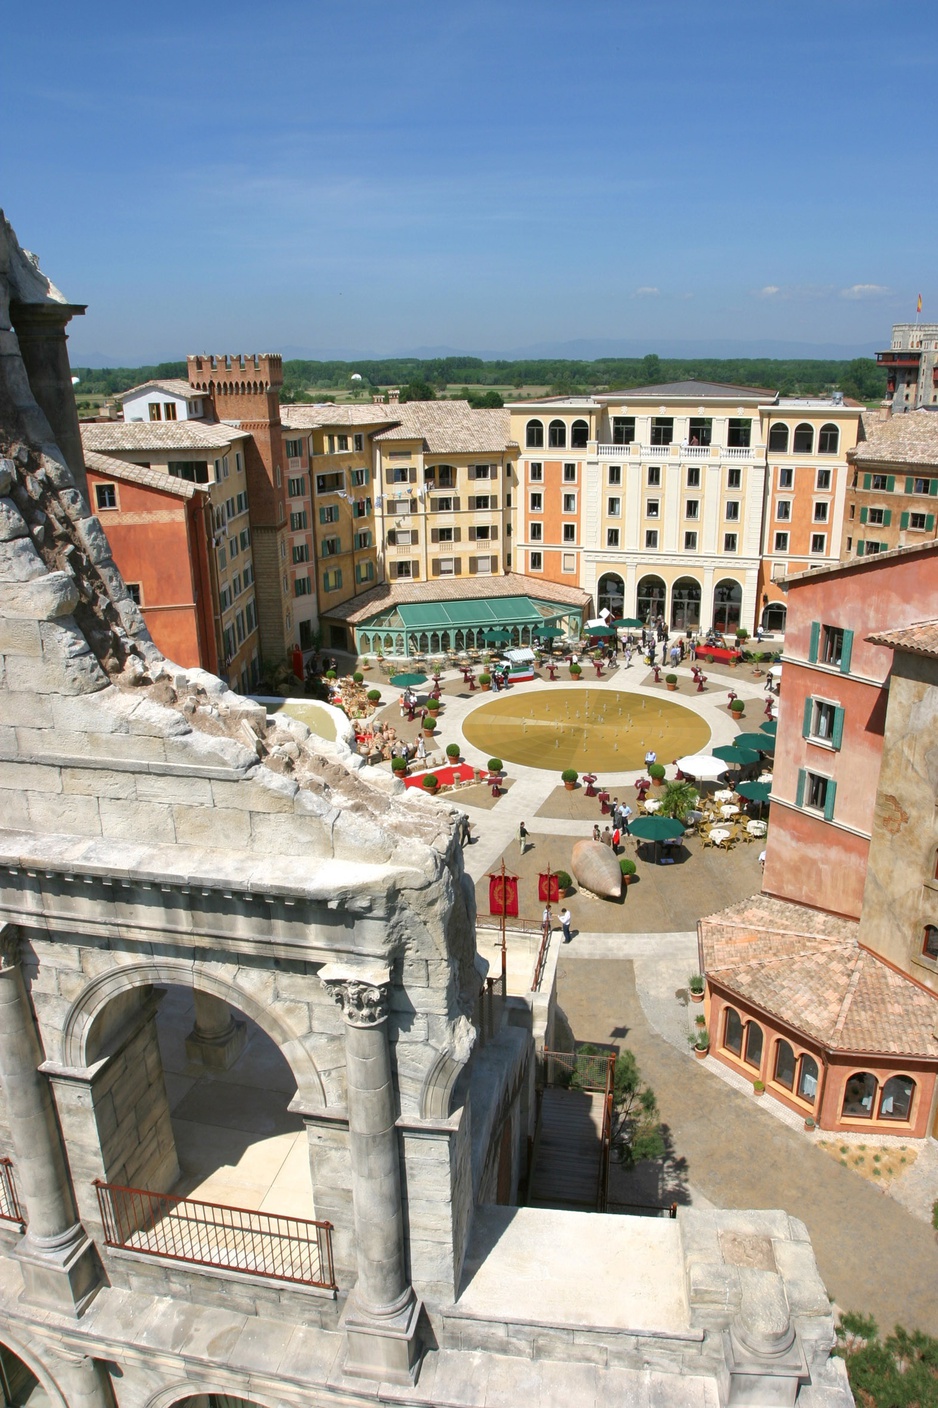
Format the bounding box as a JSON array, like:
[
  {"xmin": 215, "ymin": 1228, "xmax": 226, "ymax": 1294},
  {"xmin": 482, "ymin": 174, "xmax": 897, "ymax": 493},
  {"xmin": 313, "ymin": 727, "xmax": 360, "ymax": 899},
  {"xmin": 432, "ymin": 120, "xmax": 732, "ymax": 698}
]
[
  {"xmin": 14, "ymin": 1224, "xmax": 100, "ymax": 1317},
  {"xmin": 340, "ymin": 1291, "xmax": 423, "ymax": 1385},
  {"xmin": 184, "ymin": 1019, "xmax": 246, "ymax": 1072}
]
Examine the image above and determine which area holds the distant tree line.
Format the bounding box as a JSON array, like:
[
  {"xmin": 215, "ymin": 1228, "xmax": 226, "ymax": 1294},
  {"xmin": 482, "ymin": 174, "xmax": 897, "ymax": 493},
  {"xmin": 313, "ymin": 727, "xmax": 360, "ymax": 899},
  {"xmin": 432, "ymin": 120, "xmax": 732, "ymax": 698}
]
[{"xmin": 70, "ymin": 353, "xmax": 886, "ymax": 405}]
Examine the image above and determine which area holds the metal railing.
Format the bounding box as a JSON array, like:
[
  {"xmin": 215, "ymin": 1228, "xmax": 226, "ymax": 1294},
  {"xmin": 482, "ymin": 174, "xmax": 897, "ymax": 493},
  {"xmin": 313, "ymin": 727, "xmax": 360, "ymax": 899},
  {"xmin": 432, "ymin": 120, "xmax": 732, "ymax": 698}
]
[
  {"xmin": 531, "ymin": 924, "xmax": 553, "ymax": 992},
  {"xmin": 543, "ymin": 1047, "xmax": 614, "ymax": 1092},
  {"xmin": 0, "ymin": 1159, "xmax": 25, "ymax": 1227},
  {"xmin": 596, "ymin": 1052, "xmax": 617, "ymax": 1213},
  {"xmin": 94, "ymin": 1181, "xmax": 336, "ymax": 1290},
  {"xmin": 607, "ymin": 1200, "xmax": 678, "ymax": 1219}
]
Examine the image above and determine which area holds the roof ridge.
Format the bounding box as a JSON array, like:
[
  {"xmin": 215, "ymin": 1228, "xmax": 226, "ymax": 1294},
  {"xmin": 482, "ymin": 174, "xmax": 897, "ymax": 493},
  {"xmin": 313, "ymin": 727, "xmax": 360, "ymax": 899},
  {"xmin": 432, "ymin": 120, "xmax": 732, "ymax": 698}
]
[{"xmin": 829, "ymin": 952, "xmax": 864, "ymax": 1043}]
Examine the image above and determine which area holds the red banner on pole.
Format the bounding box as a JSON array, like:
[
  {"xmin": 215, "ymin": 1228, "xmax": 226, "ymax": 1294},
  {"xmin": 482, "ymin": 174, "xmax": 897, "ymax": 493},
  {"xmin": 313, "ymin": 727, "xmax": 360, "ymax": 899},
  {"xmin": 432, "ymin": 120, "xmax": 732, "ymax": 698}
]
[
  {"xmin": 488, "ymin": 874, "xmax": 519, "ymax": 917},
  {"xmin": 538, "ymin": 873, "xmax": 560, "ymax": 903}
]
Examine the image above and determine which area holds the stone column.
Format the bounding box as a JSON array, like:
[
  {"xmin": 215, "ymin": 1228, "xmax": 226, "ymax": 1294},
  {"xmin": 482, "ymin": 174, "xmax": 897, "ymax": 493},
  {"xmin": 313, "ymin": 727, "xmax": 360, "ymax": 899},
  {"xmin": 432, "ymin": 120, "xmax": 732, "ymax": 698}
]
[
  {"xmin": 320, "ymin": 963, "xmax": 422, "ymax": 1385},
  {"xmin": 0, "ymin": 927, "xmax": 99, "ymax": 1313},
  {"xmin": 9, "ymin": 300, "xmax": 88, "ymax": 504},
  {"xmin": 184, "ymin": 990, "xmax": 246, "ymax": 1071}
]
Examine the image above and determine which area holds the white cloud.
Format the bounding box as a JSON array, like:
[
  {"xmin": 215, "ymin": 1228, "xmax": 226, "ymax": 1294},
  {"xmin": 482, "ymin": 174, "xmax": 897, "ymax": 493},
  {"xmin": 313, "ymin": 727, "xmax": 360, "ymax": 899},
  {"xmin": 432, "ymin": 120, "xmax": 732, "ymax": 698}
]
[
  {"xmin": 758, "ymin": 285, "xmax": 781, "ymax": 298},
  {"xmin": 840, "ymin": 283, "xmax": 891, "ymax": 300},
  {"xmin": 633, "ymin": 286, "xmax": 659, "ymax": 297}
]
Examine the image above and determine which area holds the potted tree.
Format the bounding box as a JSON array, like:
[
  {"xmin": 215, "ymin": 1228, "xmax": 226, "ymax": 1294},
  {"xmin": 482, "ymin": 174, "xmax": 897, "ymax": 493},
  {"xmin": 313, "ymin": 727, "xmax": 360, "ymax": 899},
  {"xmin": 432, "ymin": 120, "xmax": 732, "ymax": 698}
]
[
  {"xmin": 665, "ymin": 672, "xmax": 678, "ymax": 691},
  {"xmin": 391, "ymin": 756, "xmax": 408, "ymax": 778},
  {"xmin": 688, "ymin": 974, "xmax": 705, "ymax": 1003},
  {"xmin": 479, "ymin": 673, "xmax": 492, "ymax": 692},
  {"xmin": 648, "ymin": 762, "xmax": 666, "ymax": 787},
  {"xmin": 367, "ymin": 689, "xmax": 381, "ymax": 705},
  {"xmin": 445, "ymin": 743, "xmax": 461, "ymax": 764},
  {"xmin": 730, "ymin": 698, "xmax": 746, "ymax": 721},
  {"xmin": 569, "ymin": 662, "xmax": 582, "ymax": 680},
  {"xmin": 555, "ymin": 869, "xmax": 572, "ymax": 896},
  {"xmin": 561, "ymin": 769, "xmax": 578, "ymax": 791},
  {"xmin": 426, "ymin": 697, "xmax": 442, "ymax": 715},
  {"xmin": 619, "ymin": 857, "xmax": 637, "ymax": 885},
  {"xmin": 487, "ymin": 758, "xmax": 503, "ymax": 777},
  {"xmin": 353, "ymin": 672, "xmax": 364, "ymax": 685},
  {"xmin": 659, "ymin": 779, "xmax": 698, "ymax": 821},
  {"xmin": 422, "ymin": 773, "xmax": 440, "ymax": 795}
]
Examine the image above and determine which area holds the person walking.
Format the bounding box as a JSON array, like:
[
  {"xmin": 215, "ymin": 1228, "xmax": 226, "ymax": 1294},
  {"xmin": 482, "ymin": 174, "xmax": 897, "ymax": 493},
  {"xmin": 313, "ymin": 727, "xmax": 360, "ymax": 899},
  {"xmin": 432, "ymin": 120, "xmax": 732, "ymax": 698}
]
[
  {"xmin": 592, "ymin": 823, "xmax": 601, "ymax": 842},
  {"xmin": 612, "ymin": 826, "xmax": 621, "ymax": 854},
  {"xmin": 619, "ymin": 802, "xmax": 632, "ymax": 836},
  {"xmin": 560, "ymin": 907, "xmax": 572, "ymax": 944},
  {"xmin": 602, "ymin": 826, "xmax": 613, "ymax": 847},
  {"xmin": 518, "ymin": 821, "xmax": 529, "ymax": 857},
  {"xmin": 541, "ymin": 906, "xmax": 553, "ymax": 941}
]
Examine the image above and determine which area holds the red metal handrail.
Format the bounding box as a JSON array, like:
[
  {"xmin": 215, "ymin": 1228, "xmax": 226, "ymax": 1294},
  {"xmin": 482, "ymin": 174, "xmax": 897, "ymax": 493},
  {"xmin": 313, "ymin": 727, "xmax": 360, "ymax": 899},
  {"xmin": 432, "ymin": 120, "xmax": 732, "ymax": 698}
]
[
  {"xmin": 0, "ymin": 1159, "xmax": 25, "ymax": 1227},
  {"xmin": 94, "ymin": 1180, "xmax": 336, "ymax": 1290},
  {"xmin": 531, "ymin": 923, "xmax": 553, "ymax": 992},
  {"xmin": 596, "ymin": 1053, "xmax": 617, "ymax": 1213}
]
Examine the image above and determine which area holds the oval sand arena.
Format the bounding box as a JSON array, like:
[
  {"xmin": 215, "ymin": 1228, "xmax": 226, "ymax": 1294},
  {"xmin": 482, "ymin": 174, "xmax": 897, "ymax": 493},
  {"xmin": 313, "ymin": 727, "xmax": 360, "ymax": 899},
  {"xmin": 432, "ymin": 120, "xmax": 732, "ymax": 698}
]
[{"xmin": 463, "ymin": 688, "xmax": 711, "ymax": 773}]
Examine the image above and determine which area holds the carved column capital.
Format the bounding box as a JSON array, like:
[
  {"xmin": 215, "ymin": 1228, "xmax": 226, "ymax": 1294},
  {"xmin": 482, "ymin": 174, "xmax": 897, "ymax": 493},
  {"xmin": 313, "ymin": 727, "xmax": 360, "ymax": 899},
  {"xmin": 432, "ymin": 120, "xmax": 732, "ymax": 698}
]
[{"xmin": 322, "ymin": 975, "xmax": 391, "ymax": 1028}]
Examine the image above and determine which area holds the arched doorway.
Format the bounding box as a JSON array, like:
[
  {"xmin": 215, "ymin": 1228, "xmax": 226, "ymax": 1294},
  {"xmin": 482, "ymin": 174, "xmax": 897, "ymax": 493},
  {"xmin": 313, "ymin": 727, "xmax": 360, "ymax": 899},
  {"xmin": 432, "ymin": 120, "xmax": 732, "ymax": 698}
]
[
  {"xmin": 0, "ymin": 1344, "xmax": 44, "ymax": 1408},
  {"xmin": 670, "ymin": 577, "xmax": 701, "ymax": 632},
  {"xmin": 597, "ymin": 573, "xmax": 625, "ymax": 616},
  {"xmin": 636, "ymin": 574, "xmax": 666, "ymax": 624},
  {"xmin": 712, "ymin": 579, "xmax": 742, "ymax": 634},
  {"xmin": 762, "ymin": 601, "xmax": 786, "ymax": 634}
]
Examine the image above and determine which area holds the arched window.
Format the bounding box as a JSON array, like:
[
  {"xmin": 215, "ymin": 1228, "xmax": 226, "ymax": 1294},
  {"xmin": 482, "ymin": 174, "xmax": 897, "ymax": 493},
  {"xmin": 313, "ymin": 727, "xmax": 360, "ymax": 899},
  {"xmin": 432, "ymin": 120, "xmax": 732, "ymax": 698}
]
[
  {"xmin": 526, "ymin": 419, "xmax": 544, "ymax": 448},
  {"xmin": 793, "ymin": 423, "xmax": 814, "ymax": 454},
  {"xmin": 762, "ymin": 602, "xmax": 787, "ymax": 634},
  {"xmin": 922, "ymin": 924, "xmax": 938, "ymax": 959},
  {"xmin": 878, "ymin": 1075, "xmax": 915, "ymax": 1121},
  {"xmin": 548, "ymin": 419, "xmax": 567, "ymax": 448},
  {"xmin": 842, "ymin": 1072, "xmax": 877, "ymax": 1118},
  {"xmin": 712, "ymin": 578, "xmax": 742, "ymax": 634},
  {"xmin": 598, "ymin": 573, "xmax": 625, "ymax": 616},
  {"xmin": 773, "ymin": 1040, "xmax": 796, "ymax": 1089},
  {"xmin": 637, "ymin": 574, "xmax": 666, "ymax": 624},
  {"xmin": 670, "ymin": 576, "xmax": 701, "ymax": 631},
  {"xmin": 723, "ymin": 1007, "xmax": 743, "ymax": 1055},
  {"xmin": 768, "ymin": 423, "xmax": 789, "ymax": 453},
  {"xmin": 797, "ymin": 1054, "xmax": 819, "ymax": 1103},
  {"xmin": 818, "ymin": 423, "xmax": 839, "ymax": 455},
  {"xmin": 744, "ymin": 1021, "xmax": 764, "ymax": 1069},
  {"xmin": 571, "ymin": 419, "xmax": 589, "ymax": 448}
]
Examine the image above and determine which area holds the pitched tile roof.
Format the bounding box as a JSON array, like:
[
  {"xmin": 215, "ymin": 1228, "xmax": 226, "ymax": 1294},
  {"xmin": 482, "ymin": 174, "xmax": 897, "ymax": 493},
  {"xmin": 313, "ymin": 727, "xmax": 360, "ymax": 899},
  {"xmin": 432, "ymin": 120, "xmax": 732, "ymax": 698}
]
[
  {"xmin": 323, "ymin": 571, "xmax": 591, "ymax": 625},
  {"xmin": 781, "ymin": 536, "xmax": 938, "ymax": 587},
  {"xmin": 83, "ymin": 450, "xmax": 201, "ymax": 500},
  {"xmin": 700, "ymin": 896, "xmax": 938, "ymax": 1058},
  {"xmin": 118, "ymin": 379, "xmax": 199, "ymax": 402},
  {"xmin": 867, "ymin": 619, "xmax": 938, "ymax": 659},
  {"xmin": 281, "ymin": 403, "xmax": 400, "ymax": 430},
  {"xmin": 371, "ymin": 402, "xmax": 514, "ymax": 453},
  {"xmin": 849, "ymin": 408, "xmax": 938, "ymax": 468},
  {"xmin": 82, "ymin": 422, "xmax": 249, "ymax": 453}
]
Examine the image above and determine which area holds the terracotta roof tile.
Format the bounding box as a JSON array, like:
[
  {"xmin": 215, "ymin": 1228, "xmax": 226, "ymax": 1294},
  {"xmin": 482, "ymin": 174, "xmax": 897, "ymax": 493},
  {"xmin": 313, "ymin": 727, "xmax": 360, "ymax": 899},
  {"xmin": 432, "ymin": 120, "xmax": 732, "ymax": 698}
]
[
  {"xmin": 371, "ymin": 402, "xmax": 514, "ymax": 453},
  {"xmin": 83, "ymin": 450, "xmax": 201, "ymax": 500},
  {"xmin": 849, "ymin": 407, "xmax": 938, "ymax": 468},
  {"xmin": 281, "ymin": 404, "xmax": 400, "ymax": 430},
  {"xmin": 82, "ymin": 422, "xmax": 249, "ymax": 453},
  {"xmin": 867, "ymin": 619, "xmax": 938, "ymax": 659}
]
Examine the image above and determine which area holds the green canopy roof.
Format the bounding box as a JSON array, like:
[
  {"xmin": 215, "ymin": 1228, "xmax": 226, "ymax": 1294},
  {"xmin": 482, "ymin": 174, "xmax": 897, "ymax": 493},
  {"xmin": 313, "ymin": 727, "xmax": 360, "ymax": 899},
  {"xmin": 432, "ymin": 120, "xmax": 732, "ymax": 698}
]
[{"xmin": 397, "ymin": 596, "xmax": 558, "ymax": 632}]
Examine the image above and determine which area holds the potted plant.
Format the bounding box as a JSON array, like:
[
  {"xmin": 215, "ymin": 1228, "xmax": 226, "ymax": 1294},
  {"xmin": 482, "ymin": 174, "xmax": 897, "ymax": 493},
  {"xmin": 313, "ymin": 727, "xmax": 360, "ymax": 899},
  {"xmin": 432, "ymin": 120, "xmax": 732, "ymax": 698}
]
[
  {"xmin": 561, "ymin": 769, "xmax": 578, "ymax": 791},
  {"xmin": 422, "ymin": 773, "xmax": 440, "ymax": 794},
  {"xmin": 648, "ymin": 762, "xmax": 666, "ymax": 786},
  {"xmin": 619, "ymin": 857, "xmax": 637, "ymax": 885},
  {"xmin": 736, "ymin": 629, "xmax": 750, "ymax": 645},
  {"xmin": 479, "ymin": 673, "xmax": 492, "ymax": 691},
  {"xmin": 423, "ymin": 720, "xmax": 436, "ymax": 738},
  {"xmin": 665, "ymin": 672, "xmax": 678, "ymax": 691},
  {"xmin": 804, "ymin": 1116, "xmax": 817, "ymax": 1132},
  {"xmin": 730, "ymin": 698, "xmax": 746, "ymax": 720},
  {"xmin": 688, "ymin": 974, "xmax": 705, "ymax": 1003},
  {"xmin": 753, "ymin": 1079, "xmax": 765, "ymax": 1097},
  {"xmin": 658, "ymin": 779, "xmax": 699, "ymax": 820},
  {"xmin": 693, "ymin": 1027, "xmax": 710, "ymax": 1059},
  {"xmin": 569, "ymin": 662, "xmax": 582, "ymax": 679},
  {"xmin": 367, "ymin": 689, "xmax": 381, "ymax": 704},
  {"xmin": 391, "ymin": 756, "xmax": 408, "ymax": 776},
  {"xmin": 445, "ymin": 743, "xmax": 461, "ymax": 762},
  {"xmin": 487, "ymin": 758, "xmax": 503, "ymax": 776},
  {"xmin": 353, "ymin": 672, "xmax": 364, "ymax": 685},
  {"xmin": 555, "ymin": 869, "xmax": 572, "ymax": 896},
  {"xmin": 326, "ymin": 669, "xmax": 337, "ymax": 681}
]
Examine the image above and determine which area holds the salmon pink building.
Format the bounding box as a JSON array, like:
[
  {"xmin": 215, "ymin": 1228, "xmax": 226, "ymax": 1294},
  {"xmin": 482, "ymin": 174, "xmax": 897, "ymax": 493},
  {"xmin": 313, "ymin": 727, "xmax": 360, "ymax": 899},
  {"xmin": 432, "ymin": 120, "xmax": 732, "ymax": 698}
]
[{"xmin": 700, "ymin": 540, "xmax": 938, "ymax": 1138}]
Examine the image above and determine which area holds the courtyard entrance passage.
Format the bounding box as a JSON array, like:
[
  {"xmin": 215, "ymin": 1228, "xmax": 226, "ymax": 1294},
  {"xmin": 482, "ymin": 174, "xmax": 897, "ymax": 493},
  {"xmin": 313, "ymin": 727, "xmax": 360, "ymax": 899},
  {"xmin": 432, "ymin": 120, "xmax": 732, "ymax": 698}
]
[{"xmin": 527, "ymin": 1049, "xmax": 615, "ymax": 1212}]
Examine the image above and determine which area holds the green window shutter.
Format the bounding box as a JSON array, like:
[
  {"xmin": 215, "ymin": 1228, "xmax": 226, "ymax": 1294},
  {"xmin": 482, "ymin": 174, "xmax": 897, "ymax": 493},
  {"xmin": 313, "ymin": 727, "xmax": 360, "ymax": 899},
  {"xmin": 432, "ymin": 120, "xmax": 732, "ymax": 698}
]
[
  {"xmin": 859, "ymin": 506, "xmax": 868, "ymax": 524},
  {"xmin": 926, "ymin": 514, "xmax": 935, "ymax": 532},
  {"xmin": 863, "ymin": 474, "xmax": 872, "ymax": 490},
  {"xmin": 905, "ymin": 477, "xmax": 914, "ymax": 494},
  {"xmin": 900, "ymin": 511, "xmax": 910, "ymax": 530},
  {"xmin": 832, "ymin": 707, "xmax": 845, "ymax": 750},
  {"xmin": 856, "ymin": 540, "xmax": 865, "ymax": 556},
  {"xmin": 808, "ymin": 621, "xmax": 820, "ymax": 663},
  {"xmin": 930, "ymin": 479, "xmax": 938, "ymax": 496},
  {"xmin": 795, "ymin": 769, "xmax": 806, "ymax": 808},
  {"xmin": 883, "ymin": 509, "xmax": 892, "ymax": 527},
  {"xmin": 840, "ymin": 629, "xmax": 854, "ymax": 675},
  {"xmin": 886, "ymin": 475, "xmax": 895, "ymax": 492},
  {"xmin": 823, "ymin": 779, "xmax": 837, "ymax": 822},
  {"xmin": 318, "ymin": 506, "xmax": 327, "ymax": 524},
  {"xmin": 802, "ymin": 697, "xmax": 814, "ymax": 737}
]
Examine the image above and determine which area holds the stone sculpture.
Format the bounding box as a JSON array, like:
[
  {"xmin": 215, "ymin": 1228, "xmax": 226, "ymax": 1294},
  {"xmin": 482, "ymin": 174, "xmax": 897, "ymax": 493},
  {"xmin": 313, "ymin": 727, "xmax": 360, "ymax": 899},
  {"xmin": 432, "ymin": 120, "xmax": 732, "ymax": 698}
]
[{"xmin": 570, "ymin": 839, "xmax": 622, "ymax": 899}]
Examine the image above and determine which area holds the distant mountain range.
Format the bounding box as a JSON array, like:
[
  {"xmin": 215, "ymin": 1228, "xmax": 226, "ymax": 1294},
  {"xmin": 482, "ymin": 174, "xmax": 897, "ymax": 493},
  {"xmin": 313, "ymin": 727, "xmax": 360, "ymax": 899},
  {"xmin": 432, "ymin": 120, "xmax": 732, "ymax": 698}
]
[{"xmin": 70, "ymin": 335, "xmax": 881, "ymax": 369}]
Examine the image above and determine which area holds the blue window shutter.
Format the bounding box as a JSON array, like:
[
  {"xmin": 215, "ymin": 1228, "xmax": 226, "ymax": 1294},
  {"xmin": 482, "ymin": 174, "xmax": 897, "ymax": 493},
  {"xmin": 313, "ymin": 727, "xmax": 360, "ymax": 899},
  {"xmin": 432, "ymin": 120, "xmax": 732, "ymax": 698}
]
[
  {"xmin": 863, "ymin": 474, "xmax": 872, "ymax": 490},
  {"xmin": 840, "ymin": 629, "xmax": 854, "ymax": 675},
  {"xmin": 926, "ymin": 514, "xmax": 935, "ymax": 532},
  {"xmin": 857, "ymin": 540, "xmax": 865, "ymax": 556},
  {"xmin": 859, "ymin": 506, "xmax": 868, "ymax": 524},
  {"xmin": 883, "ymin": 509, "xmax": 892, "ymax": 527},
  {"xmin": 808, "ymin": 621, "xmax": 820, "ymax": 663},
  {"xmin": 832, "ymin": 707, "xmax": 845, "ymax": 750},
  {"xmin": 886, "ymin": 475, "xmax": 895, "ymax": 492},
  {"xmin": 796, "ymin": 769, "xmax": 806, "ymax": 808},
  {"xmin": 900, "ymin": 511, "xmax": 910, "ymax": 530},
  {"xmin": 905, "ymin": 476, "xmax": 914, "ymax": 494},
  {"xmin": 802, "ymin": 697, "xmax": 814, "ymax": 737},
  {"xmin": 823, "ymin": 779, "xmax": 837, "ymax": 822}
]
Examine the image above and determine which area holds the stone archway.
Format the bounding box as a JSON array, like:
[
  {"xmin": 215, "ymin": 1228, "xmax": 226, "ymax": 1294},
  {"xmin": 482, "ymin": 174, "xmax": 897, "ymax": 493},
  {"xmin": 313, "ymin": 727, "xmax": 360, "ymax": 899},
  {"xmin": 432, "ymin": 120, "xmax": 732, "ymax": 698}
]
[
  {"xmin": 597, "ymin": 572, "xmax": 625, "ymax": 616},
  {"xmin": 670, "ymin": 577, "xmax": 701, "ymax": 632}
]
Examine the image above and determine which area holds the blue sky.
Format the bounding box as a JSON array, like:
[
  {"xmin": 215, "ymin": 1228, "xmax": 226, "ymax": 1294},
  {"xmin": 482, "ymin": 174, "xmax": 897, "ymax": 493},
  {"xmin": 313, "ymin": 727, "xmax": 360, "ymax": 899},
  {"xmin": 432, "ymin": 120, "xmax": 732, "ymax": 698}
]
[{"xmin": 3, "ymin": 0, "xmax": 936, "ymax": 363}]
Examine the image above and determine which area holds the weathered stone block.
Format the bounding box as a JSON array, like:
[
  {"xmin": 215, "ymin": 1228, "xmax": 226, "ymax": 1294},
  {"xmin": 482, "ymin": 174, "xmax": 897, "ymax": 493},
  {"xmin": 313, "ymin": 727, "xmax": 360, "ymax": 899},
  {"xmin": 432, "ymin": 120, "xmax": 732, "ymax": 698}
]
[{"xmin": 98, "ymin": 797, "xmax": 176, "ymax": 845}]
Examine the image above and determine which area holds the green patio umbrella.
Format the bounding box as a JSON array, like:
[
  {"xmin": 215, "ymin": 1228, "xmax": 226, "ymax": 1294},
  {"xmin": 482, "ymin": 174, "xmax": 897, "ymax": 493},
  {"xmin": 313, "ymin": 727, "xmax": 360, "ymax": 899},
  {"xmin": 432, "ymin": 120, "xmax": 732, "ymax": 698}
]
[
  {"xmin": 735, "ymin": 732, "xmax": 776, "ymax": 753},
  {"xmin": 737, "ymin": 781, "xmax": 771, "ymax": 804},
  {"xmin": 585, "ymin": 624, "xmax": 616, "ymax": 637},
  {"xmin": 389, "ymin": 672, "xmax": 428, "ymax": 688},
  {"xmin": 612, "ymin": 617, "xmax": 643, "ymax": 629},
  {"xmin": 712, "ymin": 744, "xmax": 760, "ymax": 767},
  {"xmin": 535, "ymin": 626, "xmax": 565, "ymax": 639},
  {"xmin": 760, "ymin": 719, "xmax": 778, "ymax": 736},
  {"xmin": 483, "ymin": 629, "xmax": 513, "ymax": 645},
  {"xmin": 629, "ymin": 814, "xmax": 685, "ymax": 864}
]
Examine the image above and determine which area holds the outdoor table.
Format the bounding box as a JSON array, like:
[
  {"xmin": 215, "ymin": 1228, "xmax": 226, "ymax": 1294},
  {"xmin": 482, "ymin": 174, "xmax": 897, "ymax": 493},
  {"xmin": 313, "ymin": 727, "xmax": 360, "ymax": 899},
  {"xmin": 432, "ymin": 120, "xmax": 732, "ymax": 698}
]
[
  {"xmin": 714, "ymin": 789, "xmax": 734, "ymax": 803},
  {"xmin": 709, "ymin": 827, "xmax": 731, "ymax": 847},
  {"xmin": 593, "ymin": 662, "xmax": 604, "ymax": 676},
  {"xmin": 584, "ymin": 774, "xmax": 598, "ymax": 796},
  {"xmin": 747, "ymin": 820, "xmax": 768, "ymax": 838},
  {"xmin": 547, "ymin": 664, "xmax": 558, "ymax": 680},
  {"xmin": 644, "ymin": 798, "xmax": 661, "ymax": 813},
  {"xmin": 758, "ymin": 772, "xmax": 773, "ymax": 784},
  {"xmin": 720, "ymin": 804, "xmax": 740, "ymax": 819}
]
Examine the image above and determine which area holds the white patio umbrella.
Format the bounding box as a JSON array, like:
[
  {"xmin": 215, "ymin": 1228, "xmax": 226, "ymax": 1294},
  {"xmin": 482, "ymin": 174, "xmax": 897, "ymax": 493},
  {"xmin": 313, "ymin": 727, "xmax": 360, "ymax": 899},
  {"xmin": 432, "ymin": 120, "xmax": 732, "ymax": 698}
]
[{"xmin": 676, "ymin": 754, "xmax": 727, "ymax": 780}]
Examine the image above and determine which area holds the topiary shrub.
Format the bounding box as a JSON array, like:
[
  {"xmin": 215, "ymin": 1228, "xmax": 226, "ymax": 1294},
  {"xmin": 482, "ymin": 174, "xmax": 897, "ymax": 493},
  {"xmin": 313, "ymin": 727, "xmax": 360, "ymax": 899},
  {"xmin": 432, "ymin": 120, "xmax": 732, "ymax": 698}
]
[
  {"xmin": 648, "ymin": 762, "xmax": 666, "ymax": 781},
  {"xmin": 445, "ymin": 743, "xmax": 461, "ymax": 760},
  {"xmin": 367, "ymin": 689, "xmax": 381, "ymax": 703},
  {"xmin": 555, "ymin": 869, "xmax": 572, "ymax": 893},
  {"xmin": 487, "ymin": 758, "xmax": 503, "ymax": 772},
  {"xmin": 422, "ymin": 774, "xmax": 439, "ymax": 791},
  {"xmin": 561, "ymin": 769, "xmax": 578, "ymax": 784},
  {"xmin": 391, "ymin": 756, "xmax": 407, "ymax": 772},
  {"xmin": 353, "ymin": 672, "xmax": 364, "ymax": 684},
  {"xmin": 479, "ymin": 673, "xmax": 492, "ymax": 686},
  {"xmin": 426, "ymin": 698, "xmax": 441, "ymax": 713},
  {"xmin": 619, "ymin": 857, "xmax": 636, "ymax": 876},
  {"xmin": 569, "ymin": 662, "xmax": 582, "ymax": 675},
  {"xmin": 665, "ymin": 673, "xmax": 678, "ymax": 684},
  {"xmin": 730, "ymin": 699, "xmax": 745, "ymax": 714},
  {"xmin": 326, "ymin": 669, "xmax": 337, "ymax": 680}
]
